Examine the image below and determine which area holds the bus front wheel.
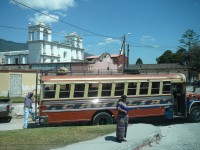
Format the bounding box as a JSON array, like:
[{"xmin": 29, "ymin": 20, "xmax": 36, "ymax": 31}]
[
  {"xmin": 93, "ymin": 112, "xmax": 113, "ymax": 125},
  {"xmin": 189, "ymin": 106, "xmax": 200, "ymax": 122}
]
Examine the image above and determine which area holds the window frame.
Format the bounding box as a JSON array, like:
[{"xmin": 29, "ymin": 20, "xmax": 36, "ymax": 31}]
[{"xmin": 101, "ymin": 82, "xmax": 113, "ymax": 97}]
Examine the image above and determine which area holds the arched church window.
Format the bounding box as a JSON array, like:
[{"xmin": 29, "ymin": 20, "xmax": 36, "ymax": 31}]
[
  {"xmin": 67, "ymin": 38, "xmax": 72, "ymax": 45},
  {"xmin": 43, "ymin": 29, "xmax": 48, "ymax": 41},
  {"xmin": 77, "ymin": 39, "xmax": 80, "ymax": 48}
]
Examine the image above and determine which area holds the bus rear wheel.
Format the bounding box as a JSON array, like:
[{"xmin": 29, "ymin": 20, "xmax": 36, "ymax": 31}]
[
  {"xmin": 189, "ymin": 106, "xmax": 200, "ymax": 122},
  {"xmin": 93, "ymin": 112, "xmax": 113, "ymax": 125}
]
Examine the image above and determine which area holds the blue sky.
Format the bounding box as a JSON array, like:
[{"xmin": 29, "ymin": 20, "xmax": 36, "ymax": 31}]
[{"xmin": 0, "ymin": 0, "xmax": 200, "ymax": 64}]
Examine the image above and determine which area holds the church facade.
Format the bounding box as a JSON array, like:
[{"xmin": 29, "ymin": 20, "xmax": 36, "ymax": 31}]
[{"xmin": 1, "ymin": 22, "xmax": 84, "ymax": 64}]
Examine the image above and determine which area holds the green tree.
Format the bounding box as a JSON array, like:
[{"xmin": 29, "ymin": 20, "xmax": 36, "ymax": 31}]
[
  {"xmin": 156, "ymin": 48, "xmax": 188, "ymax": 64},
  {"xmin": 174, "ymin": 48, "xmax": 187, "ymax": 65},
  {"xmin": 156, "ymin": 50, "xmax": 173, "ymax": 63},
  {"xmin": 136, "ymin": 58, "xmax": 143, "ymax": 64},
  {"xmin": 156, "ymin": 29, "xmax": 199, "ymax": 67},
  {"xmin": 179, "ymin": 29, "xmax": 199, "ymax": 50},
  {"xmin": 186, "ymin": 46, "xmax": 200, "ymax": 68}
]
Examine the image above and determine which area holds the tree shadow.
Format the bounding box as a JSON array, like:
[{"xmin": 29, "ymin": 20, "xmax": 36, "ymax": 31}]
[
  {"xmin": 129, "ymin": 116, "xmax": 191, "ymax": 126},
  {"xmin": 27, "ymin": 121, "xmax": 91, "ymax": 129}
]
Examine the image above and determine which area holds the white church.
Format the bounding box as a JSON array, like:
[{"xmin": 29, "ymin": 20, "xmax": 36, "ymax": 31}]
[{"xmin": 1, "ymin": 22, "xmax": 84, "ymax": 64}]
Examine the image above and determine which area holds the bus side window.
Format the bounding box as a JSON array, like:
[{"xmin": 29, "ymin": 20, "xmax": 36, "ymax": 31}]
[
  {"xmin": 163, "ymin": 81, "xmax": 171, "ymax": 94},
  {"xmin": 74, "ymin": 83, "xmax": 85, "ymax": 98},
  {"xmin": 140, "ymin": 82, "xmax": 149, "ymax": 95},
  {"xmin": 102, "ymin": 83, "xmax": 112, "ymax": 96},
  {"xmin": 59, "ymin": 84, "xmax": 70, "ymax": 98},
  {"xmin": 44, "ymin": 84, "xmax": 56, "ymax": 98},
  {"xmin": 115, "ymin": 83, "xmax": 125, "ymax": 96},
  {"xmin": 127, "ymin": 82, "xmax": 136, "ymax": 95},
  {"xmin": 151, "ymin": 82, "xmax": 160, "ymax": 94},
  {"xmin": 88, "ymin": 83, "xmax": 99, "ymax": 97}
]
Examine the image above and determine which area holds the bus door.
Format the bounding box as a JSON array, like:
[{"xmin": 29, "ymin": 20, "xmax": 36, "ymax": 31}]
[{"xmin": 172, "ymin": 83, "xmax": 187, "ymax": 117}]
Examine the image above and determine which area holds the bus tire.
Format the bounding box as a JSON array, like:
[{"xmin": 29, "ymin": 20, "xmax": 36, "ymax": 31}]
[
  {"xmin": 189, "ymin": 106, "xmax": 200, "ymax": 122},
  {"xmin": 93, "ymin": 112, "xmax": 113, "ymax": 125}
]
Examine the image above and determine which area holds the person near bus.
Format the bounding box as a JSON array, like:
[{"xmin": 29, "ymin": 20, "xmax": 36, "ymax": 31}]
[
  {"xmin": 116, "ymin": 95, "xmax": 129, "ymax": 143},
  {"xmin": 23, "ymin": 91, "xmax": 35, "ymax": 129}
]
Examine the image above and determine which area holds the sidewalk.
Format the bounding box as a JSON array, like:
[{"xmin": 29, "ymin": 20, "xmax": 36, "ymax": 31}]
[
  {"xmin": 11, "ymin": 103, "xmax": 36, "ymax": 118},
  {"xmin": 53, "ymin": 124, "xmax": 161, "ymax": 150}
]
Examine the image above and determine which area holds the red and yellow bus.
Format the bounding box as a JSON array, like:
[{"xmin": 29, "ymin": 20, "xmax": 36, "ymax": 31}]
[{"xmin": 35, "ymin": 73, "xmax": 200, "ymax": 125}]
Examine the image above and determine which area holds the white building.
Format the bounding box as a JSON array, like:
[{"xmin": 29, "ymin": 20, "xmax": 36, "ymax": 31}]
[
  {"xmin": 2, "ymin": 50, "xmax": 29, "ymax": 64},
  {"xmin": 1, "ymin": 22, "xmax": 84, "ymax": 64},
  {"xmin": 0, "ymin": 52, "xmax": 5, "ymax": 64}
]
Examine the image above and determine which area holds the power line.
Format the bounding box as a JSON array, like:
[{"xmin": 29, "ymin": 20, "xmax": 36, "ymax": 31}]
[
  {"xmin": 128, "ymin": 41, "xmax": 178, "ymax": 51},
  {"xmin": 0, "ymin": 25, "xmax": 27, "ymax": 31},
  {"xmin": 0, "ymin": 24, "xmax": 122, "ymax": 46},
  {"xmin": 85, "ymin": 43, "xmax": 120, "ymax": 55},
  {"xmin": 12, "ymin": 0, "xmax": 119, "ymax": 39},
  {"xmin": 0, "ymin": 24, "xmax": 177, "ymax": 51},
  {"xmin": 0, "ymin": 24, "xmax": 178, "ymax": 51}
]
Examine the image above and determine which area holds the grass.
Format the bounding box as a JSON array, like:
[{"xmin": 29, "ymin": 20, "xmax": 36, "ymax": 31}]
[
  {"xmin": 9, "ymin": 96, "xmax": 37, "ymax": 103},
  {"xmin": 0, "ymin": 96, "xmax": 24, "ymax": 103},
  {"xmin": 10, "ymin": 97, "xmax": 24, "ymax": 103},
  {"xmin": 10, "ymin": 96, "xmax": 39, "ymax": 103},
  {"xmin": 0, "ymin": 125, "xmax": 116, "ymax": 150},
  {"xmin": 0, "ymin": 96, "xmax": 7, "ymax": 98}
]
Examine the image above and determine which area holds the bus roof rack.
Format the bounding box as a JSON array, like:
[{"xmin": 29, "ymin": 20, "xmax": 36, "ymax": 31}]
[
  {"xmin": 123, "ymin": 69, "xmax": 140, "ymax": 74},
  {"xmin": 40, "ymin": 69, "xmax": 125, "ymax": 76}
]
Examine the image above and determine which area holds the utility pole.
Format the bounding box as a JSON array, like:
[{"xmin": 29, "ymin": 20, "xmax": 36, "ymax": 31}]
[
  {"xmin": 123, "ymin": 34, "xmax": 126, "ymax": 73},
  {"xmin": 127, "ymin": 44, "xmax": 130, "ymax": 68},
  {"xmin": 122, "ymin": 33, "xmax": 130, "ymax": 73}
]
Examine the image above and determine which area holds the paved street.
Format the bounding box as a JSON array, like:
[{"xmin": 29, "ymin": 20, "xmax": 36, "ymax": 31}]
[{"xmin": 145, "ymin": 120, "xmax": 200, "ymax": 150}]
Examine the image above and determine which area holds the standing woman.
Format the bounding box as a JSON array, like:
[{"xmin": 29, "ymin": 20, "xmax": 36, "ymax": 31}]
[{"xmin": 116, "ymin": 95, "xmax": 129, "ymax": 142}]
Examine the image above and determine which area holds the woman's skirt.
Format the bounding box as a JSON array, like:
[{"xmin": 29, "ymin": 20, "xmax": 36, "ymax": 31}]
[{"xmin": 116, "ymin": 114, "xmax": 128, "ymax": 139}]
